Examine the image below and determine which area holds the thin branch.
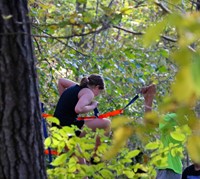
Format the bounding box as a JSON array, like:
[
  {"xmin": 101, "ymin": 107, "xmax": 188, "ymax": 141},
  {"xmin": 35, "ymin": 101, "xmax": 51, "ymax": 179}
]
[
  {"xmin": 32, "ymin": 25, "xmax": 89, "ymax": 57},
  {"xmin": 113, "ymin": 25, "xmax": 144, "ymax": 35},
  {"xmin": 160, "ymin": 35, "xmax": 177, "ymax": 42},
  {"xmin": 108, "ymin": 0, "xmax": 115, "ymax": 8},
  {"xmin": 154, "ymin": 0, "xmax": 172, "ymax": 14},
  {"xmin": 33, "ymin": 36, "xmax": 42, "ymax": 54}
]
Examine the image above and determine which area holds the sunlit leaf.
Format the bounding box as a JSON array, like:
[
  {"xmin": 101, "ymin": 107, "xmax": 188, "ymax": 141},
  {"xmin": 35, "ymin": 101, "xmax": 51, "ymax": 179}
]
[
  {"xmin": 145, "ymin": 141, "xmax": 159, "ymax": 150},
  {"xmin": 46, "ymin": 116, "xmax": 60, "ymax": 125},
  {"xmin": 123, "ymin": 170, "xmax": 135, "ymax": 178},
  {"xmin": 120, "ymin": 7, "xmax": 134, "ymax": 15},
  {"xmin": 44, "ymin": 137, "xmax": 51, "ymax": 147},
  {"xmin": 99, "ymin": 169, "xmax": 113, "ymax": 178},
  {"xmin": 125, "ymin": 150, "xmax": 141, "ymax": 159},
  {"xmin": 170, "ymin": 131, "xmax": 185, "ymax": 141},
  {"xmin": 51, "ymin": 153, "xmax": 68, "ymax": 166}
]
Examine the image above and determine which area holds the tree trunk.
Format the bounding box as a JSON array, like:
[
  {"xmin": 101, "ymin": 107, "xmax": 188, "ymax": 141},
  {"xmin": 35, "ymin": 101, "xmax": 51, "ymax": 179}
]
[{"xmin": 0, "ymin": 1, "xmax": 47, "ymax": 179}]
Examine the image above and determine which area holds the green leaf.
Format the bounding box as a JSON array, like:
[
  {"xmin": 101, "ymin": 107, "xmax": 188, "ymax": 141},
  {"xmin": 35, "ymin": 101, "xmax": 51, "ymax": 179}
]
[
  {"xmin": 170, "ymin": 131, "xmax": 185, "ymax": 141},
  {"xmin": 111, "ymin": 14, "xmax": 122, "ymax": 25},
  {"xmin": 123, "ymin": 170, "xmax": 135, "ymax": 178},
  {"xmin": 125, "ymin": 150, "xmax": 141, "ymax": 159},
  {"xmin": 77, "ymin": 0, "xmax": 87, "ymax": 3},
  {"xmin": 51, "ymin": 153, "xmax": 68, "ymax": 166},
  {"xmin": 99, "ymin": 169, "xmax": 113, "ymax": 178},
  {"xmin": 145, "ymin": 141, "xmax": 159, "ymax": 150},
  {"xmin": 44, "ymin": 137, "xmax": 51, "ymax": 147},
  {"xmin": 46, "ymin": 117, "xmax": 60, "ymax": 125},
  {"xmin": 52, "ymin": 133, "xmax": 63, "ymax": 141}
]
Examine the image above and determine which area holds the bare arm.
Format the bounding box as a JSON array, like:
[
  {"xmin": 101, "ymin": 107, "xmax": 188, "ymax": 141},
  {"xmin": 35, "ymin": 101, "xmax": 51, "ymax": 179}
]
[
  {"xmin": 58, "ymin": 78, "xmax": 77, "ymax": 96},
  {"xmin": 140, "ymin": 84, "xmax": 156, "ymax": 112},
  {"xmin": 75, "ymin": 88, "xmax": 98, "ymax": 114}
]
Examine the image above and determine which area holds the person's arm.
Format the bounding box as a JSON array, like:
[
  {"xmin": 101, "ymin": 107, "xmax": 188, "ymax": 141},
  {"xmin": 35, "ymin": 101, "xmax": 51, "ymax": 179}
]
[
  {"xmin": 58, "ymin": 78, "xmax": 77, "ymax": 96},
  {"xmin": 75, "ymin": 88, "xmax": 98, "ymax": 114},
  {"xmin": 140, "ymin": 84, "xmax": 156, "ymax": 112}
]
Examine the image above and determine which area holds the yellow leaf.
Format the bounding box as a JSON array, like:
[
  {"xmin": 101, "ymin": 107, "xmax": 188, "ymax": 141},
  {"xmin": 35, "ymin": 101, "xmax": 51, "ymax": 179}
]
[
  {"xmin": 170, "ymin": 131, "xmax": 185, "ymax": 141},
  {"xmin": 187, "ymin": 135, "xmax": 200, "ymax": 163},
  {"xmin": 171, "ymin": 48, "xmax": 191, "ymax": 66},
  {"xmin": 44, "ymin": 137, "xmax": 51, "ymax": 147},
  {"xmin": 103, "ymin": 126, "xmax": 133, "ymax": 160},
  {"xmin": 69, "ymin": 18, "xmax": 76, "ymax": 24},
  {"xmin": 39, "ymin": 3, "xmax": 50, "ymax": 10},
  {"xmin": 144, "ymin": 111, "xmax": 160, "ymax": 128},
  {"xmin": 46, "ymin": 116, "xmax": 60, "ymax": 125},
  {"xmin": 125, "ymin": 150, "xmax": 141, "ymax": 159},
  {"xmin": 120, "ymin": 7, "xmax": 134, "ymax": 15},
  {"xmin": 51, "ymin": 153, "xmax": 68, "ymax": 166},
  {"xmin": 111, "ymin": 116, "xmax": 131, "ymax": 129},
  {"xmin": 113, "ymin": 126, "xmax": 133, "ymax": 144},
  {"xmin": 191, "ymin": 53, "xmax": 200, "ymax": 96},
  {"xmin": 145, "ymin": 141, "xmax": 160, "ymax": 150},
  {"xmin": 171, "ymin": 66, "xmax": 196, "ymax": 105},
  {"xmin": 143, "ymin": 18, "xmax": 167, "ymax": 47}
]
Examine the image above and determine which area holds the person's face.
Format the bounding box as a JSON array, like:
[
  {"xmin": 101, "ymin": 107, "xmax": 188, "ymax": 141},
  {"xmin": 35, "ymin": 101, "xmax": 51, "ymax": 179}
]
[{"xmin": 93, "ymin": 85, "xmax": 103, "ymax": 97}]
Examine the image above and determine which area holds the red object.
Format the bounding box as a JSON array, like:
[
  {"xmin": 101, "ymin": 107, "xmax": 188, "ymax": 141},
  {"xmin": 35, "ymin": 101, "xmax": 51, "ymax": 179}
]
[
  {"xmin": 42, "ymin": 113, "xmax": 53, "ymax": 118},
  {"xmin": 42, "ymin": 109, "xmax": 123, "ymax": 121},
  {"xmin": 44, "ymin": 149, "xmax": 59, "ymax": 155},
  {"xmin": 98, "ymin": 109, "xmax": 123, "ymax": 118}
]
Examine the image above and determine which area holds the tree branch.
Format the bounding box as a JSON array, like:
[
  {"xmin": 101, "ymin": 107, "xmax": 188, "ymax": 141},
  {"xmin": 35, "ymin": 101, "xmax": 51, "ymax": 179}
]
[
  {"xmin": 112, "ymin": 25, "xmax": 144, "ymax": 35},
  {"xmin": 154, "ymin": 0, "xmax": 172, "ymax": 14},
  {"xmin": 160, "ymin": 35, "xmax": 177, "ymax": 42}
]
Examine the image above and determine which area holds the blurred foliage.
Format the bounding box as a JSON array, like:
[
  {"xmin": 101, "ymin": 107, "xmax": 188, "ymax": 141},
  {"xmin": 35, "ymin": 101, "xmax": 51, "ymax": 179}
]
[{"xmin": 28, "ymin": 0, "xmax": 200, "ymax": 178}]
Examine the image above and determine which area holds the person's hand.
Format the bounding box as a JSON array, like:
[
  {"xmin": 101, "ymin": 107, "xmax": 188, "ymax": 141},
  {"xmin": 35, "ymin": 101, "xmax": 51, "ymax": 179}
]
[
  {"xmin": 140, "ymin": 84, "xmax": 156, "ymax": 100},
  {"xmin": 140, "ymin": 84, "xmax": 156, "ymax": 112},
  {"xmin": 91, "ymin": 101, "xmax": 99, "ymax": 108}
]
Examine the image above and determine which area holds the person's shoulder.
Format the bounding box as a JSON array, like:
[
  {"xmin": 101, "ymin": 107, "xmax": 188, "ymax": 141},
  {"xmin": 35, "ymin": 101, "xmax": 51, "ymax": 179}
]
[{"xmin": 79, "ymin": 87, "xmax": 94, "ymax": 97}]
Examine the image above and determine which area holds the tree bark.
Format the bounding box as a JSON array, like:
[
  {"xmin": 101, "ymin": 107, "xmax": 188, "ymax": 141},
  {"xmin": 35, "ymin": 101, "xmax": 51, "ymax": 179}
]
[{"xmin": 0, "ymin": 0, "xmax": 47, "ymax": 179}]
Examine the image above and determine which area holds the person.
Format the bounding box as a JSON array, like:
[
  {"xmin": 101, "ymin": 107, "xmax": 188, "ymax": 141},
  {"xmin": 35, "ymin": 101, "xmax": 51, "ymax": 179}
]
[
  {"xmin": 53, "ymin": 74, "xmax": 111, "ymax": 167},
  {"xmin": 53, "ymin": 74, "xmax": 111, "ymax": 137},
  {"xmin": 182, "ymin": 162, "xmax": 200, "ymax": 179},
  {"xmin": 54, "ymin": 75, "xmax": 156, "ymax": 136},
  {"xmin": 156, "ymin": 113, "xmax": 183, "ymax": 179}
]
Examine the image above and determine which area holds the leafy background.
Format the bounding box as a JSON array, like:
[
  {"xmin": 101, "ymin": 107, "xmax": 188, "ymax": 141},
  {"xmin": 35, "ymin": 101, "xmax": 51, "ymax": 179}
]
[{"xmin": 28, "ymin": 0, "xmax": 200, "ymax": 178}]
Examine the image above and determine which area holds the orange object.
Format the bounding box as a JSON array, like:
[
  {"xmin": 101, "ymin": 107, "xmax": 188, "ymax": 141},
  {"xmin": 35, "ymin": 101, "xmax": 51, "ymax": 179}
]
[
  {"xmin": 44, "ymin": 149, "xmax": 59, "ymax": 155},
  {"xmin": 42, "ymin": 109, "xmax": 123, "ymax": 121},
  {"xmin": 42, "ymin": 113, "xmax": 53, "ymax": 118},
  {"xmin": 98, "ymin": 109, "xmax": 123, "ymax": 118}
]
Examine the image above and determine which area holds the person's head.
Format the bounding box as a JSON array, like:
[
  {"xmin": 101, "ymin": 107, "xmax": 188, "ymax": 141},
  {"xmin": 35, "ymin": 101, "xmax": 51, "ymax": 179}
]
[{"xmin": 80, "ymin": 74, "xmax": 105, "ymax": 96}]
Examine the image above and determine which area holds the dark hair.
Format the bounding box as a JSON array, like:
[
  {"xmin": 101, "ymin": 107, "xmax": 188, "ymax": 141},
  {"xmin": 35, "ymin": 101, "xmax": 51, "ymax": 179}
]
[{"xmin": 80, "ymin": 74, "xmax": 105, "ymax": 89}]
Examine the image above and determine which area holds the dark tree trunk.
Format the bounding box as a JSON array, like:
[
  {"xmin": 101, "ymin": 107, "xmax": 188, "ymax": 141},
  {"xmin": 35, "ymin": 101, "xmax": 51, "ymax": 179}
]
[{"xmin": 0, "ymin": 1, "xmax": 47, "ymax": 179}]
